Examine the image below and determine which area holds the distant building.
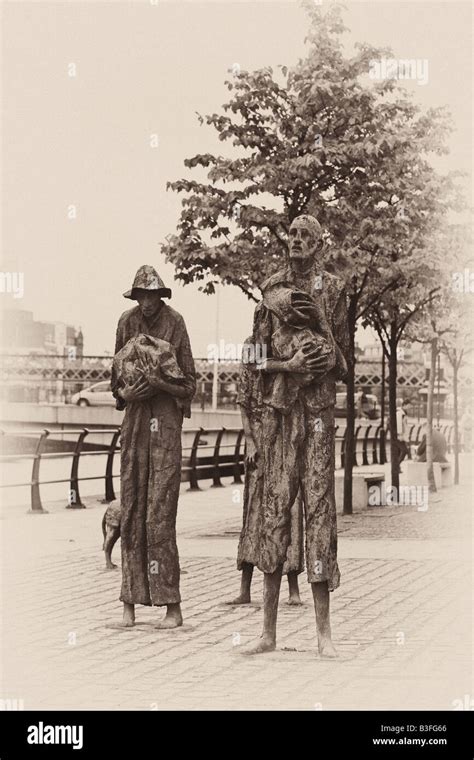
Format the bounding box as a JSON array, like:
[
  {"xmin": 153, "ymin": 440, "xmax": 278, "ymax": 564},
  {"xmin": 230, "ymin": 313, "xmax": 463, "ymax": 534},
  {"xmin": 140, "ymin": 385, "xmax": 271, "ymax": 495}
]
[
  {"xmin": 0, "ymin": 309, "xmax": 83, "ymax": 357},
  {"xmin": 359, "ymin": 341, "xmax": 426, "ymax": 364},
  {"xmin": 0, "ymin": 309, "xmax": 84, "ymax": 403}
]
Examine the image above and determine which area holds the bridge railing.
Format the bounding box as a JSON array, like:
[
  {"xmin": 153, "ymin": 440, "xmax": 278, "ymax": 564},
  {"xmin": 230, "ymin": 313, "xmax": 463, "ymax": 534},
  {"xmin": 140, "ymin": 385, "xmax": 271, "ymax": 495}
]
[{"xmin": 0, "ymin": 421, "xmax": 455, "ymax": 513}]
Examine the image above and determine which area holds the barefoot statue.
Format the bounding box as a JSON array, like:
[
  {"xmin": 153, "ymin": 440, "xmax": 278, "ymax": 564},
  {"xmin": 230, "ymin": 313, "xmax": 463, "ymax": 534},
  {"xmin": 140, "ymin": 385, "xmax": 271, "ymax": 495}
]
[
  {"xmin": 243, "ymin": 214, "xmax": 349, "ymax": 657},
  {"xmin": 228, "ymin": 332, "xmax": 304, "ymax": 607},
  {"xmin": 110, "ymin": 265, "xmax": 196, "ymax": 629}
]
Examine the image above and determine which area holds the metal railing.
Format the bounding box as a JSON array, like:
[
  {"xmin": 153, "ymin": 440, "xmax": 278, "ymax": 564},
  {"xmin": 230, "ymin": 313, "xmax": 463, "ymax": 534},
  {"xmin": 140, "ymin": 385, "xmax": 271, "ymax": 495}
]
[
  {"xmin": 0, "ymin": 428, "xmax": 122, "ymax": 513},
  {"xmin": 0, "ymin": 426, "xmax": 247, "ymax": 513},
  {"xmin": 0, "ymin": 421, "xmax": 456, "ymax": 513}
]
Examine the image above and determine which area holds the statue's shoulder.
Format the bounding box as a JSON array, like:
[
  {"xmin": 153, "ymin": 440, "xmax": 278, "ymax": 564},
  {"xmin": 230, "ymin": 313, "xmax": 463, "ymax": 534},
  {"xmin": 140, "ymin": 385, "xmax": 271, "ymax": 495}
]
[
  {"xmin": 260, "ymin": 268, "xmax": 289, "ymax": 294},
  {"xmin": 117, "ymin": 306, "xmax": 139, "ymax": 327},
  {"xmin": 163, "ymin": 303, "xmax": 186, "ymax": 327}
]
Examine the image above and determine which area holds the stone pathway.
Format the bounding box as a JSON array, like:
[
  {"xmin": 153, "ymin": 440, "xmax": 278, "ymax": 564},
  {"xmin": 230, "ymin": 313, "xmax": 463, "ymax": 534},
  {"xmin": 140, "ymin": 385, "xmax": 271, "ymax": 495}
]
[{"xmin": 0, "ymin": 475, "xmax": 472, "ymax": 710}]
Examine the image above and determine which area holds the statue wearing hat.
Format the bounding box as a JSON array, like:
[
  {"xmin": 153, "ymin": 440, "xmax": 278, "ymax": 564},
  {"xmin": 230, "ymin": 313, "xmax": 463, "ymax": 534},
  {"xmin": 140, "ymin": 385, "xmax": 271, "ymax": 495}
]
[{"xmin": 110, "ymin": 265, "xmax": 196, "ymax": 629}]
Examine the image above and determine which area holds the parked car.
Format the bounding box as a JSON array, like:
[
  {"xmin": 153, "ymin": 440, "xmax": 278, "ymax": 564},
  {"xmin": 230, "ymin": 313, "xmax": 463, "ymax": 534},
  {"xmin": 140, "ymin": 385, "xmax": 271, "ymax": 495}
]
[
  {"xmin": 71, "ymin": 381, "xmax": 116, "ymax": 407},
  {"xmin": 335, "ymin": 392, "xmax": 379, "ymax": 419}
]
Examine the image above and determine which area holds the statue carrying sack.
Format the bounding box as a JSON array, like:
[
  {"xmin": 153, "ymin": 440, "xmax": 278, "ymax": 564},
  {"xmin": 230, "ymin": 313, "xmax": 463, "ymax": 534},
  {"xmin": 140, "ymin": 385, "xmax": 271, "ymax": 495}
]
[{"xmin": 112, "ymin": 334, "xmax": 185, "ymax": 389}]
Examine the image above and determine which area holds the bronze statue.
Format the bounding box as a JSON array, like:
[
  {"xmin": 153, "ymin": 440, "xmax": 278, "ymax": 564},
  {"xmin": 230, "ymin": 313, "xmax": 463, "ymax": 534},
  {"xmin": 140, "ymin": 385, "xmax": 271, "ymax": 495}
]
[
  {"xmin": 228, "ymin": 332, "xmax": 304, "ymax": 606},
  {"xmin": 110, "ymin": 265, "xmax": 196, "ymax": 629},
  {"xmin": 243, "ymin": 215, "xmax": 349, "ymax": 657},
  {"xmin": 102, "ymin": 501, "xmax": 121, "ymax": 570}
]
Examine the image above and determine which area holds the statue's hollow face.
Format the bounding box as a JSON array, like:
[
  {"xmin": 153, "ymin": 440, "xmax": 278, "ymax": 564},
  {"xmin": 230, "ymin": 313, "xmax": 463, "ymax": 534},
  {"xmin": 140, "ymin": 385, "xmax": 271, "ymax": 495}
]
[
  {"xmin": 289, "ymin": 217, "xmax": 323, "ymax": 262},
  {"xmin": 134, "ymin": 290, "xmax": 162, "ymax": 319}
]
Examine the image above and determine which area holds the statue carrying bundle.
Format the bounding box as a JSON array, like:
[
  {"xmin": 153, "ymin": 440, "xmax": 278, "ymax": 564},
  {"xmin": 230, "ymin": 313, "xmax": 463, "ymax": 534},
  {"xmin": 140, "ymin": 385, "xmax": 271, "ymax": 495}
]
[{"xmin": 112, "ymin": 333, "xmax": 185, "ymax": 391}]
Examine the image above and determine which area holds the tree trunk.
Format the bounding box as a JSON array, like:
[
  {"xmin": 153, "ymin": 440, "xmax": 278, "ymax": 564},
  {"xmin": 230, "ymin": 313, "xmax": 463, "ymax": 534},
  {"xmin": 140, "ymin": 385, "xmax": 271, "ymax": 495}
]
[
  {"xmin": 380, "ymin": 341, "xmax": 386, "ymax": 464},
  {"xmin": 453, "ymin": 351, "xmax": 459, "ymax": 485},
  {"xmin": 426, "ymin": 337, "xmax": 437, "ymax": 493},
  {"xmin": 388, "ymin": 322, "xmax": 399, "ymax": 492},
  {"xmin": 343, "ymin": 297, "xmax": 357, "ymax": 515}
]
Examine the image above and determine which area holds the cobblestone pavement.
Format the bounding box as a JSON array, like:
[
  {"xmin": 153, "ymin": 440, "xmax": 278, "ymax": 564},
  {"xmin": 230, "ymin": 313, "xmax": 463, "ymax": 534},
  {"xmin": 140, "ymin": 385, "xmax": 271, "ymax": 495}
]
[{"xmin": 0, "ymin": 471, "xmax": 472, "ymax": 711}]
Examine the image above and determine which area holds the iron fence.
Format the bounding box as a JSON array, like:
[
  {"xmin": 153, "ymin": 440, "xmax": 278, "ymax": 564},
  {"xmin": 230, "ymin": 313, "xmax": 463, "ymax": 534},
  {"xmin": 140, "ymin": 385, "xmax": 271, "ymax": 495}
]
[{"xmin": 0, "ymin": 421, "xmax": 456, "ymax": 513}]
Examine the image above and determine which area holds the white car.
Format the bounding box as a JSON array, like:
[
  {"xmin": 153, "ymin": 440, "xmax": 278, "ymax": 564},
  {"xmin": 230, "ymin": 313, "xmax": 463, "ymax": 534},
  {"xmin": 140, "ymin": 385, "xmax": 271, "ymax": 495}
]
[{"xmin": 71, "ymin": 381, "xmax": 116, "ymax": 407}]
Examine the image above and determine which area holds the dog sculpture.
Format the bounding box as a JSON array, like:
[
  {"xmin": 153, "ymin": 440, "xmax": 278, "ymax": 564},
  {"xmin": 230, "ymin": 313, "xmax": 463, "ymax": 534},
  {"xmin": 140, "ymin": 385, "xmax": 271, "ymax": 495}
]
[{"xmin": 102, "ymin": 501, "xmax": 121, "ymax": 569}]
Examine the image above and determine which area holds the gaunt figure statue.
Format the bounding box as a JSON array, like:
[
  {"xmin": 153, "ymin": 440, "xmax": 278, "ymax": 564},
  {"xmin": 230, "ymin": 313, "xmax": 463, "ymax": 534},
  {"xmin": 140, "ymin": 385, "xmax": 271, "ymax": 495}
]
[{"xmin": 243, "ymin": 215, "xmax": 349, "ymax": 657}]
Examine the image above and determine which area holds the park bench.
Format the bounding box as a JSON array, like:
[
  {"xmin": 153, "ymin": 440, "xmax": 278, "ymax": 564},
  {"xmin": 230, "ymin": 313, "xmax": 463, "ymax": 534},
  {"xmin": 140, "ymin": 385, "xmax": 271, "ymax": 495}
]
[
  {"xmin": 400, "ymin": 460, "xmax": 453, "ymax": 490},
  {"xmin": 335, "ymin": 470, "xmax": 385, "ymax": 512}
]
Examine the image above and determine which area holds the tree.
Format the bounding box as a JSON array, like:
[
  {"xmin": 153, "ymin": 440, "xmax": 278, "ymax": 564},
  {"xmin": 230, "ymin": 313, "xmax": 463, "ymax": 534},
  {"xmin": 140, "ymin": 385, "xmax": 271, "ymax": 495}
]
[
  {"xmin": 402, "ymin": 224, "xmax": 471, "ymax": 492},
  {"xmin": 163, "ymin": 2, "xmax": 461, "ymax": 512},
  {"xmin": 368, "ymin": 265, "xmax": 442, "ymax": 493},
  {"xmin": 438, "ymin": 227, "xmax": 473, "ymax": 484}
]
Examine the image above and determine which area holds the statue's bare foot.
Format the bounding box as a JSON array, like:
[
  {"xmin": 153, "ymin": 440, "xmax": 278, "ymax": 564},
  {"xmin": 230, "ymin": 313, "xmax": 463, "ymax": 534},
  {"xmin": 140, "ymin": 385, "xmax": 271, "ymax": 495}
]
[
  {"xmin": 155, "ymin": 604, "xmax": 183, "ymax": 629},
  {"xmin": 287, "ymin": 593, "xmax": 303, "ymax": 606},
  {"xmin": 107, "ymin": 604, "xmax": 135, "ymax": 629},
  {"xmin": 226, "ymin": 593, "xmax": 251, "ymax": 605},
  {"xmin": 242, "ymin": 636, "xmax": 276, "ymax": 655},
  {"xmin": 105, "ymin": 561, "xmax": 118, "ymax": 570},
  {"xmin": 318, "ymin": 636, "xmax": 338, "ymax": 658}
]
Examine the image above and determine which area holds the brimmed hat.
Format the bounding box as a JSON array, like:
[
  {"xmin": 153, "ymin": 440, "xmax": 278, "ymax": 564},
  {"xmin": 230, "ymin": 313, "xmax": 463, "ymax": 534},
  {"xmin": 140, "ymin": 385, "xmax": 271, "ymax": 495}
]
[{"xmin": 123, "ymin": 265, "xmax": 172, "ymax": 300}]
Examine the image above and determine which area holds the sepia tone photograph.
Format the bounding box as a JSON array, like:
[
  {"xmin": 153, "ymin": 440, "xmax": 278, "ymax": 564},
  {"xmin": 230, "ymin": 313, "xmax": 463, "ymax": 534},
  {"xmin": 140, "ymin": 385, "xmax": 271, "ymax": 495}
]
[{"xmin": 0, "ymin": 0, "xmax": 473, "ymax": 744}]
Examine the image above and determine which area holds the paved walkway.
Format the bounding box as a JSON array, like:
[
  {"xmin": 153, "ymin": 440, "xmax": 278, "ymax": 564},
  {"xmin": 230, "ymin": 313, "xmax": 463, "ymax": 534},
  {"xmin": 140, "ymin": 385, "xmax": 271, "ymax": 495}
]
[{"xmin": 0, "ymin": 471, "xmax": 472, "ymax": 710}]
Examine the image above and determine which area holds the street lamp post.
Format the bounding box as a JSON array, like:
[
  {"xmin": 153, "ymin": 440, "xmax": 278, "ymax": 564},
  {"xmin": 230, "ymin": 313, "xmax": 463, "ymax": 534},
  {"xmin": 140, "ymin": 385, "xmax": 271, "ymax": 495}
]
[
  {"xmin": 380, "ymin": 350, "xmax": 386, "ymax": 464},
  {"xmin": 437, "ymin": 352, "xmax": 441, "ymax": 425},
  {"xmin": 211, "ymin": 286, "xmax": 220, "ymax": 411}
]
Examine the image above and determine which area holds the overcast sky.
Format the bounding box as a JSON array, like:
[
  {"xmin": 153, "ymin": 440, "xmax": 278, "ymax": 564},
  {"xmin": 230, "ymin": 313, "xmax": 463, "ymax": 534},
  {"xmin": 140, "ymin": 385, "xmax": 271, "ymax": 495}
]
[{"xmin": 2, "ymin": 0, "xmax": 472, "ymax": 356}]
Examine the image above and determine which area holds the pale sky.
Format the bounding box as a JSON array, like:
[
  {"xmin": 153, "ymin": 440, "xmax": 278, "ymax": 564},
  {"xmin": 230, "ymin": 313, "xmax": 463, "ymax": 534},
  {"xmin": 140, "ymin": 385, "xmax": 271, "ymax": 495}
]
[{"xmin": 1, "ymin": 0, "xmax": 472, "ymax": 356}]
